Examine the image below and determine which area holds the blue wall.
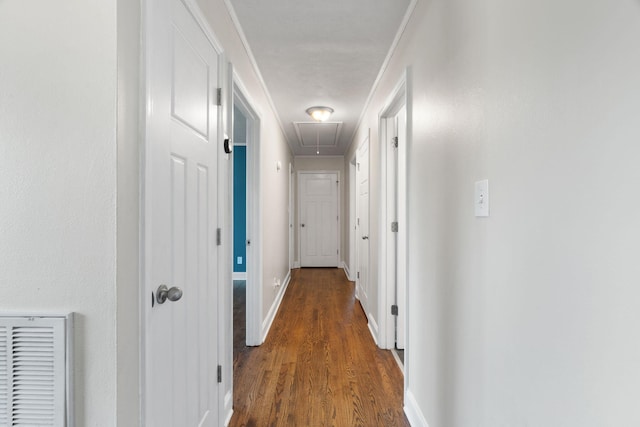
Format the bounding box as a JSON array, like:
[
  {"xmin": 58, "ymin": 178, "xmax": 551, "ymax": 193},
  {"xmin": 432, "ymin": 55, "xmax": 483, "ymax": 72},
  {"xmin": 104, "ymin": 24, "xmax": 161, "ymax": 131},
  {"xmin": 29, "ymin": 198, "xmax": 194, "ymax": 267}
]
[{"xmin": 233, "ymin": 145, "xmax": 247, "ymax": 273}]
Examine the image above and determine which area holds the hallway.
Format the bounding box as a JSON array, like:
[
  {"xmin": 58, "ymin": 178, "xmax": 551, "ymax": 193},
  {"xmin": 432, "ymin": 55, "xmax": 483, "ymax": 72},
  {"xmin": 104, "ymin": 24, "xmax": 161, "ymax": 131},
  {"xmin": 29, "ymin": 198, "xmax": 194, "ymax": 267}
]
[{"xmin": 230, "ymin": 268, "xmax": 409, "ymax": 426}]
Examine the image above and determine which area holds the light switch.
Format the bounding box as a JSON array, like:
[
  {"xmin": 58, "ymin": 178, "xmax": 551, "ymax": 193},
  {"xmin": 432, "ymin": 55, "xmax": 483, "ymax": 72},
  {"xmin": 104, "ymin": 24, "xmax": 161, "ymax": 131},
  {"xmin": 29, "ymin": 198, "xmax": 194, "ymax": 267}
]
[{"xmin": 475, "ymin": 179, "xmax": 489, "ymax": 217}]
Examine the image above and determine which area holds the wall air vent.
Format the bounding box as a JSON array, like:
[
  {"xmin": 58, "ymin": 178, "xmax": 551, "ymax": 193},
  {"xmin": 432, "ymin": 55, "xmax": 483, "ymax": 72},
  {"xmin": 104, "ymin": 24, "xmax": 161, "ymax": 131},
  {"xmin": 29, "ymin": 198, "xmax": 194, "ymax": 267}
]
[{"xmin": 0, "ymin": 314, "xmax": 74, "ymax": 427}]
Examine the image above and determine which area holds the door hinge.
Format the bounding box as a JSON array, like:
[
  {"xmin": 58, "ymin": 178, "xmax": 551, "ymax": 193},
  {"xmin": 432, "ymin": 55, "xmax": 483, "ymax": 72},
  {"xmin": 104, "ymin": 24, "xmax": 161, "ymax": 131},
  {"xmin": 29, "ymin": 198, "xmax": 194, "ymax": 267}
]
[
  {"xmin": 392, "ymin": 136, "xmax": 399, "ymax": 148},
  {"xmin": 357, "ymin": 272, "xmax": 360, "ymax": 279},
  {"xmin": 216, "ymin": 228, "xmax": 221, "ymax": 246},
  {"xmin": 216, "ymin": 88, "xmax": 222, "ymax": 106},
  {"xmin": 357, "ymin": 218, "xmax": 360, "ymax": 226},
  {"xmin": 217, "ymin": 365, "xmax": 222, "ymax": 383},
  {"xmin": 391, "ymin": 221, "xmax": 398, "ymax": 232},
  {"xmin": 391, "ymin": 304, "xmax": 398, "ymax": 316}
]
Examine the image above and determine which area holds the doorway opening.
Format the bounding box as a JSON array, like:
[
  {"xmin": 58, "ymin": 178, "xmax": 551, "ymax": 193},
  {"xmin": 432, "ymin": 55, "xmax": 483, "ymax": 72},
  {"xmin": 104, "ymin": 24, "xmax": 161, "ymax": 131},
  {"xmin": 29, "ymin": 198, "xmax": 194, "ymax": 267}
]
[
  {"xmin": 231, "ymin": 77, "xmax": 262, "ymax": 350},
  {"xmin": 379, "ymin": 71, "xmax": 410, "ymax": 376},
  {"xmin": 232, "ymin": 105, "xmax": 248, "ymax": 367}
]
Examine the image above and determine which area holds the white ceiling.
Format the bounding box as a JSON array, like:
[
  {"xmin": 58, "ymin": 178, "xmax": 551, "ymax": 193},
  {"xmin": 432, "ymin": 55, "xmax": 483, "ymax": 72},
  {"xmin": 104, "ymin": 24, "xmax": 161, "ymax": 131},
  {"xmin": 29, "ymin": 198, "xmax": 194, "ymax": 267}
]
[{"xmin": 228, "ymin": 0, "xmax": 412, "ymax": 156}]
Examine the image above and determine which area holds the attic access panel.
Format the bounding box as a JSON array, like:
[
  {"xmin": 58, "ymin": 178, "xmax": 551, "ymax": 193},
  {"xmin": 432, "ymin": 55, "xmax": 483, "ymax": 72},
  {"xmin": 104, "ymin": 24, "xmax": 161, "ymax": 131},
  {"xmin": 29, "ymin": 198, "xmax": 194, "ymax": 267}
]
[{"xmin": 294, "ymin": 122, "xmax": 343, "ymax": 148}]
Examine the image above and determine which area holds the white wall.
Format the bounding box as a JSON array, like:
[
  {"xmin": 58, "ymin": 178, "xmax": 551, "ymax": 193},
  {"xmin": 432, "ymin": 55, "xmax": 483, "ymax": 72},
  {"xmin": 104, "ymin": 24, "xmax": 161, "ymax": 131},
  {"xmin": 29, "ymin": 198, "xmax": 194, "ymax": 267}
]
[
  {"xmin": 1, "ymin": 0, "xmax": 292, "ymax": 424},
  {"xmin": 116, "ymin": 0, "xmax": 141, "ymax": 422},
  {"xmin": 196, "ymin": 0, "xmax": 293, "ymax": 401},
  {"xmin": 348, "ymin": 0, "xmax": 640, "ymax": 425},
  {"xmin": 0, "ymin": 0, "xmax": 118, "ymax": 423},
  {"xmin": 293, "ymin": 156, "xmax": 346, "ymax": 267}
]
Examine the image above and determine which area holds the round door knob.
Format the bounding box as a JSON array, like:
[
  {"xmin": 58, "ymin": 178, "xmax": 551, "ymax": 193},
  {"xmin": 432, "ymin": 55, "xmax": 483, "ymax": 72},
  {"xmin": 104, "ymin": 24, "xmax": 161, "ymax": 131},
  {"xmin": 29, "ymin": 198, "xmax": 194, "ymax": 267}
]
[{"xmin": 156, "ymin": 284, "xmax": 183, "ymax": 304}]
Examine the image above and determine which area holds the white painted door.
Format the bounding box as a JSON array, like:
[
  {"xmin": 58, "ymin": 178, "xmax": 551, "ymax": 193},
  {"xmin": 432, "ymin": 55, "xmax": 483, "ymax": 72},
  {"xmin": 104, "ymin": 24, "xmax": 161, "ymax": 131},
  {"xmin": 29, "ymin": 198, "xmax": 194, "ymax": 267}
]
[
  {"xmin": 144, "ymin": 0, "xmax": 220, "ymax": 425},
  {"xmin": 356, "ymin": 140, "xmax": 370, "ymax": 312},
  {"xmin": 299, "ymin": 172, "xmax": 339, "ymax": 267},
  {"xmin": 396, "ymin": 106, "xmax": 407, "ymax": 350}
]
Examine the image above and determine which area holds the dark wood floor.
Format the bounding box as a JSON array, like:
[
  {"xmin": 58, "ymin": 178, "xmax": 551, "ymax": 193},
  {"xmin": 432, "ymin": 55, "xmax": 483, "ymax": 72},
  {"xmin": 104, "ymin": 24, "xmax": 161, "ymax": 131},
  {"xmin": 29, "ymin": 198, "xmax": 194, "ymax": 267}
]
[{"xmin": 230, "ymin": 268, "xmax": 409, "ymax": 427}]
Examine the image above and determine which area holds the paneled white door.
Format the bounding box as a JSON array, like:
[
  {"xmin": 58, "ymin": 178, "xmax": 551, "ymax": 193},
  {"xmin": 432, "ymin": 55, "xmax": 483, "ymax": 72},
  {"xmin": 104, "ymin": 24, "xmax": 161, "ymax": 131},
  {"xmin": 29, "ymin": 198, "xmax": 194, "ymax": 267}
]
[
  {"xmin": 299, "ymin": 172, "xmax": 339, "ymax": 267},
  {"xmin": 143, "ymin": 0, "xmax": 220, "ymax": 425},
  {"xmin": 356, "ymin": 140, "xmax": 370, "ymax": 312},
  {"xmin": 395, "ymin": 106, "xmax": 407, "ymax": 350}
]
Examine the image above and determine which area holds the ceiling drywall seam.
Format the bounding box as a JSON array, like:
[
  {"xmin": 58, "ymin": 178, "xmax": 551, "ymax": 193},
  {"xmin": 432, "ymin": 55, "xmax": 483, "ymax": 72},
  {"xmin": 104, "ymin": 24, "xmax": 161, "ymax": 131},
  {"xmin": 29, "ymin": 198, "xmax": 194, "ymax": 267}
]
[
  {"xmin": 346, "ymin": 0, "xmax": 418, "ymax": 152},
  {"xmin": 222, "ymin": 0, "xmax": 292, "ymax": 149}
]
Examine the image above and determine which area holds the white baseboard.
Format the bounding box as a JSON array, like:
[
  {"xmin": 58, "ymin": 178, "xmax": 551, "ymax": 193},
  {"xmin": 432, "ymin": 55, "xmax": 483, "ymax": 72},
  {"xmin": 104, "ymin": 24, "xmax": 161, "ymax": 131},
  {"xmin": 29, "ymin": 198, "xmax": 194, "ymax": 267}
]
[
  {"xmin": 232, "ymin": 272, "xmax": 247, "ymax": 280},
  {"xmin": 342, "ymin": 261, "xmax": 353, "ymax": 281},
  {"xmin": 367, "ymin": 312, "xmax": 379, "ymax": 345},
  {"xmin": 293, "ymin": 261, "xmax": 300, "ymax": 269},
  {"xmin": 223, "ymin": 390, "xmax": 233, "ymax": 426},
  {"xmin": 404, "ymin": 389, "xmax": 430, "ymax": 427},
  {"xmin": 261, "ymin": 270, "xmax": 291, "ymax": 341}
]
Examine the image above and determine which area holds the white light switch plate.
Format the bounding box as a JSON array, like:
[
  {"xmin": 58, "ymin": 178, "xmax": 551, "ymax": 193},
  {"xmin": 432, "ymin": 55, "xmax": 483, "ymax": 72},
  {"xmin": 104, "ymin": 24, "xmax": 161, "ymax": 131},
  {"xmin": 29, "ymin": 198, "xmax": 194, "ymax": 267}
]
[{"xmin": 475, "ymin": 179, "xmax": 489, "ymax": 217}]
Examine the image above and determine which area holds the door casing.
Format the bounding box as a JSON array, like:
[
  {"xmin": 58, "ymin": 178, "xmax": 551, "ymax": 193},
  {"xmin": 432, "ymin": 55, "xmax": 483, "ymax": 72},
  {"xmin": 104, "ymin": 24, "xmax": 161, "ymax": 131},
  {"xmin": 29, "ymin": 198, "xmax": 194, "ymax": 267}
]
[
  {"xmin": 378, "ymin": 68, "xmax": 412, "ymax": 388},
  {"xmin": 232, "ymin": 73, "xmax": 263, "ymax": 347}
]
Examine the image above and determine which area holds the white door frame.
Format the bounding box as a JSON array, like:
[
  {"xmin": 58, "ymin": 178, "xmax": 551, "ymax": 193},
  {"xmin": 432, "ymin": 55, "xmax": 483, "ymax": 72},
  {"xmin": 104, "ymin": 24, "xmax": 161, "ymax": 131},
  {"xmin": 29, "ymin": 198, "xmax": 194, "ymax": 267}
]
[
  {"xmin": 297, "ymin": 170, "xmax": 341, "ymax": 267},
  {"xmin": 378, "ymin": 69, "xmax": 411, "ymax": 358},
  {"xmin": 232, "ymin": 73, "xmax": 263, "ymax": 347},
  {"xmin": 348, "ymin": 156, "xmax": 357, "ymax": 281},
  {"xmin": 289, "ymin": 162, "xmax": 294, "ymax": 270}
]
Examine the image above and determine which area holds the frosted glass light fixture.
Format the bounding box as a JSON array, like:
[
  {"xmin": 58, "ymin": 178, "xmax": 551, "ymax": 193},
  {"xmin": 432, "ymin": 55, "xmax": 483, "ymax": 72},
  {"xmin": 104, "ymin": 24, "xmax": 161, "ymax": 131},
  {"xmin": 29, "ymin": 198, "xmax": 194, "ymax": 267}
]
[{"xmin": 305, "ymin": 106, "xmax": 334, "ymax": 122}]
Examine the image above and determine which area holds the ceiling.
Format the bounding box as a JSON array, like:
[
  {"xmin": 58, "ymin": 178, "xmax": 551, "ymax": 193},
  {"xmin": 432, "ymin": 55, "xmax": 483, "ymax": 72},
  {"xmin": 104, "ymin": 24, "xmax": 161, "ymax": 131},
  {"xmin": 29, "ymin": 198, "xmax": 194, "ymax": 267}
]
[{"xmin": 228, "ymin": 0, "xmax": 412, "ymax": 156}]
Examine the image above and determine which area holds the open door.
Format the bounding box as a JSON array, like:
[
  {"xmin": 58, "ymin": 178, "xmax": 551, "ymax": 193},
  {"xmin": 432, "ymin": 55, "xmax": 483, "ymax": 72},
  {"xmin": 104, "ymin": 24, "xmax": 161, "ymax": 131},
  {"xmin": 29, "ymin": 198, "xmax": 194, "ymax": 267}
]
[
  {"xmin": 356, "ymin": 137, "xmax": 370, "ymax": 314},
  {"xmin": 142, "ymin": 0, "xmax": 221, "ymax": 425}
]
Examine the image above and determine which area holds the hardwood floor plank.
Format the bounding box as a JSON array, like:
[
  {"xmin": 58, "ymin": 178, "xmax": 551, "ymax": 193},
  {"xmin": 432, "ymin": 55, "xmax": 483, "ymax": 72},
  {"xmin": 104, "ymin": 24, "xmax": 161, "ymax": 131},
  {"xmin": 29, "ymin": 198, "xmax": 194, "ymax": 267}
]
[{"xmin": 231, "ymin": 268, "xmax": 409, "ymax": 426}]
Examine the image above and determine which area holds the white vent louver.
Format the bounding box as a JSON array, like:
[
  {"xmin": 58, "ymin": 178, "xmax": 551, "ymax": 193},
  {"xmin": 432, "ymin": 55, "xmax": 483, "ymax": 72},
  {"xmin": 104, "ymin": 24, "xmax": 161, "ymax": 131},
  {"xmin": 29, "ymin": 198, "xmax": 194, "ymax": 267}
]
[{"xmin": 0, "ymin": 315, "xmax": 73, "ymax": 427}]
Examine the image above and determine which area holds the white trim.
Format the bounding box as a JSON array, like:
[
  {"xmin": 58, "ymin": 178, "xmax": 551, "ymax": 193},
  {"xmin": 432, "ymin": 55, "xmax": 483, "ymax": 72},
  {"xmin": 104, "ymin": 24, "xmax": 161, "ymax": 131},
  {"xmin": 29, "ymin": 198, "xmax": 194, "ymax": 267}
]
[
  {"xmin": 367, "ymin": 315, "xmax": 379, "ymax": 346},
  {"xmin": 347, "ymin": 0, "xmax": 418, "ymax": 151},
  {"xmin": 232, "ymin": 69, "xmax": 263, "ymax": 348},
  {"xmin": 378, "ymin": 70, "xmax": 409, "ymax": 352},
  {"xmin": 232, "ymin": 272, "xmax": 247, "ymax": 280},
  {"xmin": 260, "ymin": 270, "xmax": 291, "ymax": 342},
  {"xmin": 222, "ymin": 391, "xmax": 233, "ymax": 427},
  {"xmin": 391, "ymin": 348, "xmax": 404, "ymax": 372},
  {"xmin": 289, "ymin": 162, "xmax": 294, "ymax": 270},
  {"xmin": 222, "ymin": 0, "xmax": 290, "ymax": 149},
  {"xmin": 293, "ymin": 261, "xmax": 300, "ymax": 269},
  {"xmin": 342, "ymin": 261, "xmax": 352, "ymax": 282},
  {"xmin": 404, "ymin": 389, "xmax": 430, "ymax": 427},
  {"xmin": 181, "ymin": 0, "xmax": 224, "ymax": 54}
]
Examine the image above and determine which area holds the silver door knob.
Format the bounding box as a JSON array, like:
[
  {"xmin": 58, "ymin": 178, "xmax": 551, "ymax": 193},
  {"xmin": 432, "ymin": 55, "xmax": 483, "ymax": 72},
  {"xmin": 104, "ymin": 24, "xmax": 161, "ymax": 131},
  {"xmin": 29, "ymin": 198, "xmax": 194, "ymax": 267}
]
[{"xmin": 156, "ymin": 284, "xmax": 183, "ymax": 304}]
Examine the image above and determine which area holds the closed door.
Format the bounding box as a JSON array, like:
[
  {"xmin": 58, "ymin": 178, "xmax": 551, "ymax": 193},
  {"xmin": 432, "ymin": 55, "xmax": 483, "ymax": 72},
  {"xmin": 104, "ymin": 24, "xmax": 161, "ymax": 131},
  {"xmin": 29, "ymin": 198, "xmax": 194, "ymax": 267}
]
[
  {"xmin": 143, "ymin": 0, "xmax": 220, "ymax": 425},
  {"xmin": 356, "ymin": 140, "xmax": 370, "ymax": 311},
  {"xmin": 299, "ymin": 172, "xmax": 339, "ymax": 267}
]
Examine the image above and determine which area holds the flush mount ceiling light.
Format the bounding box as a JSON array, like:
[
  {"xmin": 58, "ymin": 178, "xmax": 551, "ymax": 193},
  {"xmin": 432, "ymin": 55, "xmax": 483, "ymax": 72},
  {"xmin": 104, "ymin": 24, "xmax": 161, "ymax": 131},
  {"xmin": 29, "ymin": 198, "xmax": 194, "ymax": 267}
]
[{"xmin": 305, "ymin": 106, "xmax": 334, "ymax": 122}]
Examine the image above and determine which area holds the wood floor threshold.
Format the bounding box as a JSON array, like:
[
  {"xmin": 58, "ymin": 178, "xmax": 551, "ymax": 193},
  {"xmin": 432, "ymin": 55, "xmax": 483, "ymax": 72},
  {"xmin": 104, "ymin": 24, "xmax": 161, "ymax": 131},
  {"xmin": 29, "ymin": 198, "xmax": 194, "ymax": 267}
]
[{"xmin": 230, "ymin": 268, "xmax": 409, "ymax": 427}]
